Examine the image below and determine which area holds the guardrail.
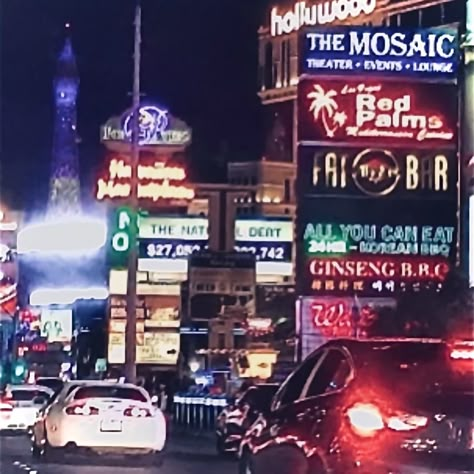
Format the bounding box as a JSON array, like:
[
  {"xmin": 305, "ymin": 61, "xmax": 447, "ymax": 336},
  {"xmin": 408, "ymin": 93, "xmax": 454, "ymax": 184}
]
[{"xmin": 173, "ymin": 394, "xmax": 228, "ymax": 431}]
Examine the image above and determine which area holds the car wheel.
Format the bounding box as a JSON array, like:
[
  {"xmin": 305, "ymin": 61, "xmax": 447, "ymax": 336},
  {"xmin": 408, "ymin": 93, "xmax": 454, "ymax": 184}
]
[
  {"xmin": 216, "ymin": 435, "xmax": 226, "ymax": 455},
  {"xmin": 238, "ymin": 450, "xmax": 255, "ymax": 474}
]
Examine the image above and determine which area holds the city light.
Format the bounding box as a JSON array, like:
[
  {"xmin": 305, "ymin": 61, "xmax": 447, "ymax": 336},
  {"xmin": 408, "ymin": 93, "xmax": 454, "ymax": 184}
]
[
  {"xmin": 30, "ymin": 286, "xmax": 109, "ymax": 306},
  {"xmin": 270, "ymin": 0, "xmax": 377, "ymax": 37},
  {"xmin": 96, "ymin": 158, "xmax": 195, "ymax": 202},
  {"xmin": 17, "ymin": 217, "xmax": 107, "ymax": 255}
]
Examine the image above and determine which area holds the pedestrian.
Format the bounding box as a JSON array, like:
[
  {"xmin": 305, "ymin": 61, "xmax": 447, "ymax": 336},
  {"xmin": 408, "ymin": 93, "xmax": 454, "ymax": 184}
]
[{"xmin": 157, "ymin": 384, "xmax": 168, "ymax": 412}]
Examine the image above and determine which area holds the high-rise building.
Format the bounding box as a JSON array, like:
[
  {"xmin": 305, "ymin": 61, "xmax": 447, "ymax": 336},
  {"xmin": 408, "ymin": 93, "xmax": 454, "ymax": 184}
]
[{"xmin": 48, "ymin": 36, "xmax": 81, "ymax": 215}]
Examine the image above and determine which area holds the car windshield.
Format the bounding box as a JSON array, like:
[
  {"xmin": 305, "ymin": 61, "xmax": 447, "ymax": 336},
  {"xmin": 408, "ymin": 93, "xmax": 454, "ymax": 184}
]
[
  {"xmin": 36, "ymin": 379, "xmax": 64, "ymax": 394},
  {"xmin": 357, "ymin": 342, "xmax": 473, "ymax": 394},
  {"xmin": 73, "ymin": 386, "xmax": 147, "ymax": 402},
  {"xmin": 9, "ymin": 389, "xmax": 50, "ymax": 402}
]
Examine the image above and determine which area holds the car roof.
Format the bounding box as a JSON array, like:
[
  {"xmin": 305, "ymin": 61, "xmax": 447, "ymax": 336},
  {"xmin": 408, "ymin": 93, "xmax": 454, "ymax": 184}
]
[
  {"xmin": 6, "ymin": 384, "xmax": 54, "ymax": 394},
  {"xmin": 313, "ymin": 337, "xmax": 445, "ymax": 361},
  {"xmin": 62, "ymin": 380, "xmax": 146, "ymax": 390}
]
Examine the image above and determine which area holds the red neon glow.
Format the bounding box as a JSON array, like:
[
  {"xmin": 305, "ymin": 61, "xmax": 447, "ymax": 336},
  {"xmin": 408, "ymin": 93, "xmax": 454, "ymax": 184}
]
[
  {"xmin": 311, "ymin": 301, "xmax": 352, "ymax": 337},
  {"xmin": 308, "ymin": 256, "xmax": 450, "ymax": 280},
  {"xmin": 96, "ymin": 157, "xmax": 195, "ymax": 202},
  {"xmin": 299, "ymin": 79, "xmax": 457, "ymax": 147},
  {"xmin": 0, "ymin": 280, "xmax": 17, "ymax": 315}
]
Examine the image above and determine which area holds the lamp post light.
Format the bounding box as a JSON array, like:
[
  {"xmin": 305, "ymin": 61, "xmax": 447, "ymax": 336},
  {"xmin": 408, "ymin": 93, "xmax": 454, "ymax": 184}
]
[{"xmin": 124, "ymin": 1, "xmax": 142, "ymax": 384}]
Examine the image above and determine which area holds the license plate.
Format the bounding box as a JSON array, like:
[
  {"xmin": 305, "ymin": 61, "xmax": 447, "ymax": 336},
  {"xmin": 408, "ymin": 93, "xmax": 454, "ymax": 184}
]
[{"xmin": 100, "ymin": 419, "xmax": 122, "ymax": 432}]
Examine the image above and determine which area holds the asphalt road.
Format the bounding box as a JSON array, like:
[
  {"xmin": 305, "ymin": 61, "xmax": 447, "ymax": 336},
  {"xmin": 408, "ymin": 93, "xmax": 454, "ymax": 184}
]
[{"xmin": 0, "ymin": 433, "xmax": 235, "ymax": 474}]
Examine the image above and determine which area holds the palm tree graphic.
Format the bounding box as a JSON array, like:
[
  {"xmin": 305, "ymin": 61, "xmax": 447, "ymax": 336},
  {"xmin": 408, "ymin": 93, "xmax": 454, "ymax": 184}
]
[{"xmin": 307, "ymin": 84, "xmax": 347, "ymax": 138}]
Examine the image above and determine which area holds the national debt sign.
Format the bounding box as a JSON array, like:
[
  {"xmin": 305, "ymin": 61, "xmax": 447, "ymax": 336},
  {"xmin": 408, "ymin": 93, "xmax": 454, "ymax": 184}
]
[{"xmin": 300, "ymin": 26, "xmax": 459, "ymax": 81}]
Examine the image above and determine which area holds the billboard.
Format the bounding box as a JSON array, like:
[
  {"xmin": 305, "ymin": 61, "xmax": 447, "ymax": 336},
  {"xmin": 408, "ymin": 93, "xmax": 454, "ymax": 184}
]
[
  {"xmin": 101, "ymin": 104, "xmax": 192, "ymax": 147},
  {"xmin": 96, "ymin": 154, "xmax": 194, "ymax": 203},
  {"xmin": 138, "ymin": 216, "xmax": 208, "ymax": 261},
  {"xmin": 137, "ymin": 216, "xmax": 293, "ymax": 276},
  {"xmin": 297, "ymin": 197, "xmax": 457, "ymax": 296},
  {"xmin": 301, "ymin": 26, "xmax": 459, "ymax": 81},
  {"xmin": 298, "ymin": 78, "xmax": 457, "ymax": 148},
  {"xmin": 298, "ymin": 296, "xmax": 396, "ymax": 359},
  {"xmin": 298, "ymin": 147, "xmax": 457, "ymax": 198},
  {"xmin": 108, "ymin": 332, "xmax": 180, "ymax": 365},
  {"xmin": 40, "ymin": 309, "xmax": 73, "ymax": 343}
]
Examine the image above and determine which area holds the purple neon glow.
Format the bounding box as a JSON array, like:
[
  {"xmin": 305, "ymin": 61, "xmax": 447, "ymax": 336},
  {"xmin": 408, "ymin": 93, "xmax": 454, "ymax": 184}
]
[{"xmin": 123, "ymin": 105, "xmax": 169, "ymax": 145}]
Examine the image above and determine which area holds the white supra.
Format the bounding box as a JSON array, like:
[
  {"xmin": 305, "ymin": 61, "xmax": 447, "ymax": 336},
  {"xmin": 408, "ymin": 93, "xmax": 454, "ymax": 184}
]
[{"xmin": 32, "ymin": 380, "xmax": 166, "ymax": 457}]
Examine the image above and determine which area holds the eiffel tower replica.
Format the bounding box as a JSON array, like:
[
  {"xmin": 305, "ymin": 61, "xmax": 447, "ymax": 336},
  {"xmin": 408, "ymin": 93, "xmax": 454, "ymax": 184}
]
[{"xmin": 47, "ymin": 32, "xmax": 81, "ymax": 216}]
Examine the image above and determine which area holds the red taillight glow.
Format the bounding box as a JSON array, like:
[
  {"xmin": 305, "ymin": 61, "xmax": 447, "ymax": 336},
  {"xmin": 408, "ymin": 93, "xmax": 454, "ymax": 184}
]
[
  {"xmin": 387, "ymin": 414, "xmax": 428, "ymax": 431},
  {"xmin": 347, "ymin": 402, "xmax": 428, "ymax": 436},
  {"xmin": 123, "ymin": 406, "xmax": 151, "ymax": 418},
  {"xmin": 0, "ymin": 404, "xmax": 13, "ymax": 412},
  {"xmin": 65, "ymin": 404, "xmax": 99, "ymax": 416},
  {"xmin": 347, "ymin": 403, "xmax": 385, "ymax": 437},
  {"xmin": 449, "ymin": 341, "xmax": 474, "ymax": 360},
  {"xmin": 450, "ymin": 349, "xmax": 474, "ymax": 360}
]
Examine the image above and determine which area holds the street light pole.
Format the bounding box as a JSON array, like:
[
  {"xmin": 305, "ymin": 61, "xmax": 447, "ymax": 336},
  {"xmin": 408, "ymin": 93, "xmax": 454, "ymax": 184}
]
[{"xmin": 124, "ymin": 0, "xmax": 142, "ymax": 384}]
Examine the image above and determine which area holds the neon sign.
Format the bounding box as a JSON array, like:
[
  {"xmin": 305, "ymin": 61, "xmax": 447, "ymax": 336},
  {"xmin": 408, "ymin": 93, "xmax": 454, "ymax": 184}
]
[
  {"xmin": 96, "ymin": 158, "xmax": 195, "ymax": 202},
  {"xmin": 304, "ymin": 223, "xmax": 455, "ymax": 258},
  {"xmin": 270, "ymin": 0, "xmax": 377, "ymax": 37},
  {"xmin": 298, "ymin": 79, "xmax": 457, "ymax": 147},
  {"xmin": 101, "ymin": 105, "xmax": 192, "ymax": 147},
  {"xmin": 303, "ymin": 255, "xmax": 450, "ymax": 295},
  {"xmin": 302, "ymin": 27, "xmax": 459, "ymax": 81}
]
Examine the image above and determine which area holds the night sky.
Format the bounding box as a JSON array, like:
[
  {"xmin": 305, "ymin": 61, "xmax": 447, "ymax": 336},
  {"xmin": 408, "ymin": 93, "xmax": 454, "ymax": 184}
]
[{"xmin": 1, "ymin": 0, "xmax": 270, "ymax": 212}]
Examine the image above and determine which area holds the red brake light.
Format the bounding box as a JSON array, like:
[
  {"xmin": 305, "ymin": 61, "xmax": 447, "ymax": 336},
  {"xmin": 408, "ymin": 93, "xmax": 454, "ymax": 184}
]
[
  {"xmin": 387, "ymin": 414, "xmax": 428, "ymax": 431},
  {"xmin": 0, "ymin": 403, "xmax": 13, "ymax": 412},
  {"xmin": 347, "ymin": 402, "xmax": 428, "ymax": 436},
  {"xmin": 65, "ymin": 403, "xmax": 99, "ymax": 416},
  {"xmin": 450, "ymin": 341, "xmax": 474, "ymax": 361},
  {"xmin": 347, "ymin": 403, "xmax": 384, "ymax": 437},
  {"xmin": 123, "ymin": 406, "xmax": 151, "ymax": 418}
]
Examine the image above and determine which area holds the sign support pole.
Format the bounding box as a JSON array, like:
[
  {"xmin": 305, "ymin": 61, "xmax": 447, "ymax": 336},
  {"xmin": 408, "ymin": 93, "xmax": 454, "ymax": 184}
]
[{"xmin": 124, "ymin": 0, "xmax": 141, "ymax": 384}]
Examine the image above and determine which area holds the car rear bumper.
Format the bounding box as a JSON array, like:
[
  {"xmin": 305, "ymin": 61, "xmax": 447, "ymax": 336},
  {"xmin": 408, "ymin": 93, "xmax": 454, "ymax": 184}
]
[{"xmin": 47, "ymin": 416, "xmax": 166, "ymax": 452}]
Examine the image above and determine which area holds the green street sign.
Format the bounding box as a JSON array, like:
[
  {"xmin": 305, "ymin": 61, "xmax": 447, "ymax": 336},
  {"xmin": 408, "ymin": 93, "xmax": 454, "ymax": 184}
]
[{"xmin": 108, "ymin": 207, "xmax": 138, "ymax": 268}]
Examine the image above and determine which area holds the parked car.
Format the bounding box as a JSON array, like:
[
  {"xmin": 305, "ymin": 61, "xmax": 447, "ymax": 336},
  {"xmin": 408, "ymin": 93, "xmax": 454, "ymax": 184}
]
[
  {"xmin": 31, "ymin": 380, "xmax": 166, "ymax": 464},
  {"xmin": 216, "ymin": 383, "xmax": 278, "ymax": 455},
  {"xmin": 239, "ymin": 338, "xmax": 474, "ymax": 474}
]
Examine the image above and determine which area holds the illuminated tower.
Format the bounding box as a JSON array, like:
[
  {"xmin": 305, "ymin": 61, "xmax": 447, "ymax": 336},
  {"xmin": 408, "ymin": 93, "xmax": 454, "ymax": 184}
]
[{"xmin": 48, "ymin": 34, "xmax": 81, "ymax": 215}]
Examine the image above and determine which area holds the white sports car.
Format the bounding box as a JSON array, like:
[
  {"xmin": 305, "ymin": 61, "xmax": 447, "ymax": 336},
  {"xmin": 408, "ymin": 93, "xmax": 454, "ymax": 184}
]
[
  {"xmin": 31, "ymin": 380, "xmax": 166, "ymax": 463},
  {"xmin": 0, "ymin": 384, "xmax": 53, "ymax": 433}
]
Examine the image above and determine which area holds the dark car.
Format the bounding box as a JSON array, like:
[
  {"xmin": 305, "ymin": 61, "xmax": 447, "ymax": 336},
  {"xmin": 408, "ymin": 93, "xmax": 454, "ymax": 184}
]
[
  {"xmin": 35, "ymin": 377, "xmax": 64, "ymax": 395},
  {"xmin": 216, "ymin": 383, "xmax": 279, "ymax": 455},
  {"xmin": 238, "ymin": 338, "xmax": 474, "ymax": 474}
]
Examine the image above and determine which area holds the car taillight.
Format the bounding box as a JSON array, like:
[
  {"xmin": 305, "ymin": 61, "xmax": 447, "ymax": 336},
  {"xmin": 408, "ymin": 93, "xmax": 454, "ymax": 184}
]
[
  {"xmin": 123, "ymin": 406, "xmax": 151, "ymax": 418},
  {"xmin": 450, "ymin": 341, "xmax": 474, "ymax": 361},
  {"xmin": 65, "ymin": 403, "xmax": 99, "ymax": 416},
  {"xmin": 347, "ymin": 403, "xmax": 385, "ymax": 437},
  {"xmin": 0, "ymin": 404, "xmax": 13, "ymax": 412},
  {"xmin": 347, "ymin": 403, "xmax": 428, "ymax": 436},
  {"xmin": 387, "ymin": 413, "xmax": 428, "ymax": 431}
]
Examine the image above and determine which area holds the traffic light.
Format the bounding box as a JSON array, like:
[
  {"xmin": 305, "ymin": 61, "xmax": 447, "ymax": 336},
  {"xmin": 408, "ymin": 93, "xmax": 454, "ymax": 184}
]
[{"xmin": 11, "ymin": 359, "xmax": 27, "ymax": 383}]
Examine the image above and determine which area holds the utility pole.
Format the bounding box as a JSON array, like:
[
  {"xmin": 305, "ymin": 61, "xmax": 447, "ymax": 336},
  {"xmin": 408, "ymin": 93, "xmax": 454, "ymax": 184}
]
[{"xmin": 124, "ymin": 0, "xmax": 141, "ymax": 384}]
